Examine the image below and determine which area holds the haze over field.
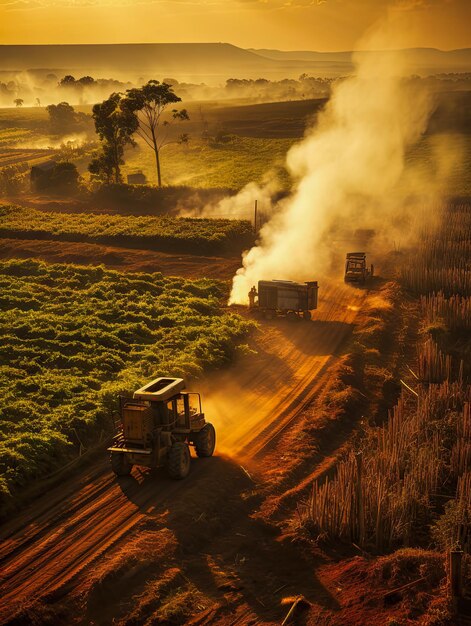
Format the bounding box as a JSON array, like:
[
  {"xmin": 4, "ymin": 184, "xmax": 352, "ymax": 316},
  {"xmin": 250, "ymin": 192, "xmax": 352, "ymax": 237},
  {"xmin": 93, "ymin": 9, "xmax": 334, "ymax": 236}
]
[
  {"xmin": 227, "ymin": 24, "xmax": 461, "ymax": 303},
  {"xmin": 1, "ymin": 1, "xmax": 471, "ymax": 625},
  {"xmin": 0, "ymin": 44, "xmax": 470, "ymax": 83}
]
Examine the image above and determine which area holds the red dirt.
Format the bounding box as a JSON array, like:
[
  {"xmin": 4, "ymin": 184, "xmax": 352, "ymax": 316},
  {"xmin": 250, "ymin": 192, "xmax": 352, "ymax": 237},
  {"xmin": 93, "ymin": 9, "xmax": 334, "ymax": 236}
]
[{"xmin": 0, "ymin": 238, "xmax": 241, "ymax": 279}]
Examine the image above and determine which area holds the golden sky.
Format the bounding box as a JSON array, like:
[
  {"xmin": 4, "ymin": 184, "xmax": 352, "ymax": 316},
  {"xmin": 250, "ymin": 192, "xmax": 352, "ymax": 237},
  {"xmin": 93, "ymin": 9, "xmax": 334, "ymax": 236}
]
[{"xmin": 1, "ymin": 0, "xmax": 470, "ymax": 50}]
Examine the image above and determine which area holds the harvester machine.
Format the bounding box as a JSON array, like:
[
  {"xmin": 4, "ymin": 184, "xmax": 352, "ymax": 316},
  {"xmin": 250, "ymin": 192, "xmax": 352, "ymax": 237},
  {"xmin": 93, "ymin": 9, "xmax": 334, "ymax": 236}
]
[
  {"xmin": 248, "ymin": 279, "xmax": 318, "ymax": 320},
  {"xmin": 108, "ymin": 377, "xmax": 215, "ymax": 479},
  {"xmin": 344, "ymin": 252, "xmax": 374, "ymax": 284}
]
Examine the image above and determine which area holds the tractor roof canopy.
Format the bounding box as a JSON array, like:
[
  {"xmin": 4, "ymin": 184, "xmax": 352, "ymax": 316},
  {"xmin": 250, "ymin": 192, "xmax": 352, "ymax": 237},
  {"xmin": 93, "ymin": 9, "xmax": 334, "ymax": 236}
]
[{"xmin": 133, "ymin": 377, "xmax": 185, "ymax": 402}]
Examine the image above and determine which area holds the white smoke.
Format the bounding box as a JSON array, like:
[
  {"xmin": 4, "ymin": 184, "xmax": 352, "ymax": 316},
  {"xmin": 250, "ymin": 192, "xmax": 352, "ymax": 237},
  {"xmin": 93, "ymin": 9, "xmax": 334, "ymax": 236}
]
[
  {"xmin": 179, "ymin": 174, "xmax": 280, "ymax": 220},
  {"xmin": 228, "ymin": 33, "xmax": 458, "ymax": 305}
]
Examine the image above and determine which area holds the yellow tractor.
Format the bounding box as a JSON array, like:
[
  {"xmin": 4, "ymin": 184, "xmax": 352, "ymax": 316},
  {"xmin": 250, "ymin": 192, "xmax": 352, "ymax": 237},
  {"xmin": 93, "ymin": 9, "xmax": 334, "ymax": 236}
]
[{"xmin": 108, "ymin": 377, "xmax": 215, "ymax": 479}]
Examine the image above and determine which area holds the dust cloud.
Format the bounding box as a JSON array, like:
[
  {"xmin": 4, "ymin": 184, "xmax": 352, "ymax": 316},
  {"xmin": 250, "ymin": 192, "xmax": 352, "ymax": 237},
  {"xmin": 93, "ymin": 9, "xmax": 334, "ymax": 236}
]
[
  {"xmin": 227, "ymin": 28, "xmax": 460, "ymax": 305},
  {"xmin": 178, "ymin": 176, "xmax": 280, "ymax": 220},
  {"xmin": 12, "ymin": 132, "xmax": 90, "ymax": 150}
]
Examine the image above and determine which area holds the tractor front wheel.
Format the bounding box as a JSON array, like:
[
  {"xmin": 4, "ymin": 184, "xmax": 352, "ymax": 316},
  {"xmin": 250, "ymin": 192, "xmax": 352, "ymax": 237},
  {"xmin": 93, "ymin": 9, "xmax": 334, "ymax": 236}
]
[
  {"xmin": 167, "ymin": 442, "xmax": 191, "ymax": 479},
  {"xmin": 194, "ymin": 423, "xmax": 216, "ymax": 457},
  {"xmin": 110, "ymin": 452, "xmax": 132, "ymax": 476}
]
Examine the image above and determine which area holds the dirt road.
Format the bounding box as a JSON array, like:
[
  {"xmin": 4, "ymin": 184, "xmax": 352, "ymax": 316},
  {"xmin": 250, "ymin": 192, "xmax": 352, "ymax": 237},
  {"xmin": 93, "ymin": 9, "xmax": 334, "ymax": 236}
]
[
  {"xmin": 0, "ymin": 238, "xmax": 241, "ymax": 279},
  {"xmin": 0, "ymin": 282, "xmax": 364, "ymax": 625}
]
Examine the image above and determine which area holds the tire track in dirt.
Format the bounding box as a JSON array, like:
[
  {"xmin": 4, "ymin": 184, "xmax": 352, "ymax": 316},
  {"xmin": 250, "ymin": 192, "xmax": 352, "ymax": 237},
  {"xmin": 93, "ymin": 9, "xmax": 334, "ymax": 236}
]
[
  {"xmin": 0, "ymin": 282, "xmax": 365, "ymax": 624},
  {"xmin": 204, "ymin": 283, "xmax": 364, "ymax": 458},
  {"xmin": 0, "ymin": 463, "xmax": 113, "ymax": 560}
]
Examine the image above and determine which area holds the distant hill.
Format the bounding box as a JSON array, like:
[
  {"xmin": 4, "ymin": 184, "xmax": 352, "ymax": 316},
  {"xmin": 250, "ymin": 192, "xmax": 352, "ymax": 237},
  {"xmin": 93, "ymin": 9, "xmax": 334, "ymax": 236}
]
[
  {"xmin": 0, "ymin": 43, "xmax": 276, "ymax": 78},
  {"xmin": 250, "ymin": 47, "xmax": 471, "ymax": 75},
  {"xmin": 1, "ymin": 43, "xmax": 470, "ymax": 81}
]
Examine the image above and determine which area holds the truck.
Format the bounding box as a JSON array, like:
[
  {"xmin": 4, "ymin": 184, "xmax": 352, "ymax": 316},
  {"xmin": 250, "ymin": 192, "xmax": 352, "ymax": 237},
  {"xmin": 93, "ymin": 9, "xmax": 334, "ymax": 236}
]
[
  {"xmin": 344, "ymin": 252, "xmax": 374, "ymax": 284},
  {"xmin": 108, "ymin": 377, "xmax": 215, "ymax": 479},
  {"xmin": 249, "ymin": 279, "xmax": 319, "ymax": 320}
]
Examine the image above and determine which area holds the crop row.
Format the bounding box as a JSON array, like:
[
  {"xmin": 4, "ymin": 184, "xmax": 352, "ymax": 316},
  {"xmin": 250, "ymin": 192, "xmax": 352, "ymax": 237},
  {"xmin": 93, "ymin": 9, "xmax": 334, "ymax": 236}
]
[
  {"xmin": 401, "ymin": 204, "xmax": 471, "ymax": 296},
  {"xmin": 307, "ymin": 379, "xmax": 470, "ymax": 552},
  {"xmin": 303, "ymin": 202, "xmax": 471, "ymax": 555},
  {"xmin": 0, "ymin": 259, "xmax": 253, "ymax": 505},
  {"xmin": 0, "ymin": 205, "xmax": 255, "ymax": 255}
]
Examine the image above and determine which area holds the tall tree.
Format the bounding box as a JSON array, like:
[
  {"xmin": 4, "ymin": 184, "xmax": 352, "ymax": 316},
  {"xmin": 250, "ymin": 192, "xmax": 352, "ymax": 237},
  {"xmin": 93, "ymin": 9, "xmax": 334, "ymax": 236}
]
[
  {"xmin": 91, "ymin": 92, "xmax": 138, "ymax": 184},
  {"xmin": 123, "ymin": 81, "xmax": 189, "ymax": 187}
]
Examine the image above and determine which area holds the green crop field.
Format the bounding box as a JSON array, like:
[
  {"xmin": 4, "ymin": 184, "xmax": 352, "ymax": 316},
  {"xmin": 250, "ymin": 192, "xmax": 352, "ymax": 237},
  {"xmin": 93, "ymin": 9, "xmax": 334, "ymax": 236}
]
[
  {"xmin": 0, "ymin": 259, "xmax": 252, "ymax": 504},
  {"xmin": 123, "ymin": 136, "xmax": 294, "ymax": 189},
  {"xmin": 0, "ymin": 205, "xmax": 254, "ymax": 253}
]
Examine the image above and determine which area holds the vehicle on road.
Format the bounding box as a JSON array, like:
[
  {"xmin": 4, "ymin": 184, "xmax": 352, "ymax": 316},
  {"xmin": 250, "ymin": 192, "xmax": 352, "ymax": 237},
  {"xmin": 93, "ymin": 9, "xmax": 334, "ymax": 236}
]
[
  {"xmin": 344, "ymin": 252, "xmax": 374, "ymax": 284},
  {"xmin": 108, "ymin": 377, "xmax": 216, "ymax": 479},
  {"xmin": 248, "ymin": 279, "xmax": 318, "ymax": 320}
]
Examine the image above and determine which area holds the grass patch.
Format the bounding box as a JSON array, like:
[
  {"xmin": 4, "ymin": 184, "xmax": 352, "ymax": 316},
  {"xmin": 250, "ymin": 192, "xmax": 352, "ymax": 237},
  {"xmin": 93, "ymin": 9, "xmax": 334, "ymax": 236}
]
[{"xmin": 124, "ymin": 136, "xmax": 294, "ymax": 190}]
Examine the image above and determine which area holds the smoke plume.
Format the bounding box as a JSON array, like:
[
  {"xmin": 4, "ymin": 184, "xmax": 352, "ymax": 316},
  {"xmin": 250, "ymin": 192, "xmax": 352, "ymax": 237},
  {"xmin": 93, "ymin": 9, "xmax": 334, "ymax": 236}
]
[{"xmin": 228, "ymin": 31, "xmax": 458, "ymax": 305}]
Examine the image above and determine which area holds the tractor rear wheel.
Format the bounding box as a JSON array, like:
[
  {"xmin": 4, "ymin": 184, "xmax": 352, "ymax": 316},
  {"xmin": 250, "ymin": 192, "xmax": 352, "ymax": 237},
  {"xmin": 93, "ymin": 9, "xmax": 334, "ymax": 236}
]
[
  {"xmin": 194, "ymin": 423, "xmax": 216, "ymax": 457},
  {"xmin": 167, "ymin": 442, "xmax": 191, "ymax": 479},
  {"xmin": 110, "ymin": 452, "xmax": 132, "ymax": 476}
]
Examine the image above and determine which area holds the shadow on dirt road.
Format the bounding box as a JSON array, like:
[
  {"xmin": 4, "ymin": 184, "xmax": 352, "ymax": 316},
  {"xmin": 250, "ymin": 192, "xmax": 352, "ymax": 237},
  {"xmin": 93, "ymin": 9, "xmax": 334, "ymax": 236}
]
[{"xmin": 109, "ymin": 455, "xmax": 339, "ymax": 625}]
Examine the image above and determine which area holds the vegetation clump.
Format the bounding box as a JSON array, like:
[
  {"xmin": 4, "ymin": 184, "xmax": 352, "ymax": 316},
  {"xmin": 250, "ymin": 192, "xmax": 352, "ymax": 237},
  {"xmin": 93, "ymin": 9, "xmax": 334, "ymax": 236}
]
[
  {"xmin": 0, "ymin": 259, "xmax": 253, "ymax": 506},
  {"xmin": 0, "ymin": 205, "xmax": 254, "ymax": 254}
]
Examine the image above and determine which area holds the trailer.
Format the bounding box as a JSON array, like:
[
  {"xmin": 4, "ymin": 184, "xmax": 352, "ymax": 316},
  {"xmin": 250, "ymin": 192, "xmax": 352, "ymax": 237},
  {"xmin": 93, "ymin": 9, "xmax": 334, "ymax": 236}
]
[{"xmin": 249, "ymin": 279, "xmax": 318, "ymax": 320}]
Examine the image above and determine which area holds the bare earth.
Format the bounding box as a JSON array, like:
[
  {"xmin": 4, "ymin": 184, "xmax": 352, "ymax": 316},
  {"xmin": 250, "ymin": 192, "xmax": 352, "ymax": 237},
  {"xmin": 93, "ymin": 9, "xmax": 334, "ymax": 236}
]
[{"xmin": 0, "ymin": 238, "xmax": 242, "ymax": 279}]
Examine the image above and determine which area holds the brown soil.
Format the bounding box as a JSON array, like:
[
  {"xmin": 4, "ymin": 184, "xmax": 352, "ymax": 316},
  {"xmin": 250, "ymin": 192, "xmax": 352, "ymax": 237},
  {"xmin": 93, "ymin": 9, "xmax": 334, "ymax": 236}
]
[{"xmin": 0, "ymin": 238, "xmax": 241, "ymax": 279}]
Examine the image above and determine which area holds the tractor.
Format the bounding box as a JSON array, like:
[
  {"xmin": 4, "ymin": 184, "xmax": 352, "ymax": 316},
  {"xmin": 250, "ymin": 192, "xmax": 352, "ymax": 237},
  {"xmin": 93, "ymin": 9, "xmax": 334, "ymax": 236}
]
[
  {"xmin": 344, "ymin": 252, "xmax": 374, "ymax": 284},
  {"xmin": 108, "ymin": 377, "xmax": 215, "ymax": 479}
]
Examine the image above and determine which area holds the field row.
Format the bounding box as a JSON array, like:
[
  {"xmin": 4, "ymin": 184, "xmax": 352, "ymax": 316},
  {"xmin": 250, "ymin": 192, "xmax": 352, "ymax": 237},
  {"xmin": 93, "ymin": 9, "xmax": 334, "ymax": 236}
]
[
  {"xmin": 0, "ymin": 205, "xmax": 255, "ymax": 254},
  {"xmin": 0, "ymin": 259, "xmax": 253, "ymax": 504},
  {"xmin": 0, "ymin": 148, "xmax": 55, "ymax": 168},
  {"xmin": 305, "ymin": 202, "xmax": 471, "ymax": 556},
  {"xmin": 401, "ymin": 204, "xmax": 471, "ymax": 297}
]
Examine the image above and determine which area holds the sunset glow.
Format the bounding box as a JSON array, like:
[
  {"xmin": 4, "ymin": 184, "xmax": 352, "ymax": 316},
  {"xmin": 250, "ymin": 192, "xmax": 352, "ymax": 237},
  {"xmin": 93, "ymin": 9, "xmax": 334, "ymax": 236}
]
[{"xmin": 1, "ymin": 0, "xmax": 470, "ymax": 50}]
